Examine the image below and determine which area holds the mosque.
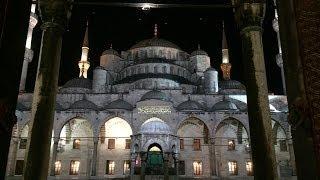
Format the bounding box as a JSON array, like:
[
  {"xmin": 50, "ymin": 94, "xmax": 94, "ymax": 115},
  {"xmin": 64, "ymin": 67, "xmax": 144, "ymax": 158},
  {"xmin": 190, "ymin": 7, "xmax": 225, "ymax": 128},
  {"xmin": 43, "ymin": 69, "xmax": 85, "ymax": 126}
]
[{"xmin": 6, "ymin": 6, "xmax": 294, "ymax": 179}]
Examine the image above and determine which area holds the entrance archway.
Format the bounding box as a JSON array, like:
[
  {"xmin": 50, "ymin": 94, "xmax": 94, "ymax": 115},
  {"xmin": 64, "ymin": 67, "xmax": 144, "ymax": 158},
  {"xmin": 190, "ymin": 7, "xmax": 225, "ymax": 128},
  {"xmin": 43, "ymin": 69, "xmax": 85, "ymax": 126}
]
[{"xmin": 146, "ymin": 143, "xmax": 164, "ymax": 175}]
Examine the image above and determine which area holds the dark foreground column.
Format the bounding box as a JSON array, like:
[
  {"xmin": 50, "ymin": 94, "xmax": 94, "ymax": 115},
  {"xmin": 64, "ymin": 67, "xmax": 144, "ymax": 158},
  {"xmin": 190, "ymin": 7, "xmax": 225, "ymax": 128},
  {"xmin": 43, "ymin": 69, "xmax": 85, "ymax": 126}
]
[
  {"xmin": 276, "ymin": 0, "xmax": 319, "ymax": 178},
  {"xmin": 234, "ymin": 1, "xmax": 278, "ymax": 179},
  {"xmin": 23, "ymin": 1, "xmax": 73, "ymax": 179},
  {"xmin": 0, "ymin": 0, "xmax": 31, "ymax": 179}
]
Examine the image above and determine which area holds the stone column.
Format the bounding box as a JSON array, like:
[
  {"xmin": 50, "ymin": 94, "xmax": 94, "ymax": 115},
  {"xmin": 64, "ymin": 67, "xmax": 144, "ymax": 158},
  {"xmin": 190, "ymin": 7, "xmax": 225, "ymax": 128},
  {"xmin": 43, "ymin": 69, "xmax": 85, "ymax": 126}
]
[
  {"xmin": 234, "ymin": 2, "xmax": 278, "ymax": 179},
  {"xmin": 173, "ymin": 153, "xmax": 179, "ymax": 180},
  {"xmin": 210, "ymin": 139, "xmax": 217, "ymax": 176},
  {"xmin": 50, "ymin": 137, "xmax": 59, "ymax": 176},
  {"xmin": 91, "ymin": 137, "xmax": 98, "ymax": 176},
  {"xmin": 140, "ymin": 152, "xmax": 147, "ymax": 180},
  {"xmin": 163, "ymin": 152, "xmax": 170, "ymax": 180},
  {"xmin": 8, "ymin": 137, "xmax": 19, "ymax": 176},
  {"xmin": 130, "ymin": 153, "xmax": 136, "ymax": 180},
  {"xmin": 287, "ymin": 139, "xmax": 296, "ymax": 175},
  {"xmin": 23, "ymin": 1, "xmax": 73, "ymax": 179},
  {"xmin": 276, "ymin": 0, "xmax": 319, "ymax": 178}
]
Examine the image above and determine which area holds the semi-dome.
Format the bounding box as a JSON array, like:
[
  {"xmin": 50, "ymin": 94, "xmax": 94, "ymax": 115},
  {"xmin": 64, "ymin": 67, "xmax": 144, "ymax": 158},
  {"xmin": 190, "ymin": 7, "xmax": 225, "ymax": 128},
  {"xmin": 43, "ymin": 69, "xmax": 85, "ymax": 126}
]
[
  {"xmin": 141, "ymin": 90, "xmax": 170, "ymax": 101},
  {"xmin": 191, "ymin": 49, "xmax": 208, "ymax": 56},
  {"xmin": 212, "ymin": 99, "xmax": 238, "ymax": 111},
  {"xmin": 105, "ymin": 99, "xmax": 133, "ymax": 110},
  {"xmin": 177, "ymin": 99, "xmax": 205, "ymax": 111},
  {"xmin": 219, "ymin": 80, "xmax": 246, "ymax": 90},
  {"xmin": 140, "ymin": 118, "xmax": 172, "ymax": 134},
  {"xmin": 69, "ymin": 99, "xmax": 99, "ymax": 110},
  {"xmin": 62, "ymin": 77, "xmax": 92, "ymax": 89},
  {"xmin": 130, "ymin": 37, "xmax": 181, "ymax": 50},
  {"xmin": 102, "ymin": 48, "xmax": 120, "ymax": 56}
]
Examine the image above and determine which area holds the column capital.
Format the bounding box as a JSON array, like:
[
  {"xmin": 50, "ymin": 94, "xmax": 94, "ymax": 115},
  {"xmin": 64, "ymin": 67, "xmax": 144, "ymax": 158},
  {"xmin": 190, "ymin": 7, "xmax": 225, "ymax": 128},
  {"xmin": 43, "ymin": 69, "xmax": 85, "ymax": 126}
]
[
  {"xmin": 24, "ymin": 48, "xmax": 34, "ymax": 62},
  {"xmin": 234, "ymin": 1, "xmax": 266, "ymax": 32},
  {"xmin": 38, "ymin": 0, "xmax": 73, "ymax": 33}
]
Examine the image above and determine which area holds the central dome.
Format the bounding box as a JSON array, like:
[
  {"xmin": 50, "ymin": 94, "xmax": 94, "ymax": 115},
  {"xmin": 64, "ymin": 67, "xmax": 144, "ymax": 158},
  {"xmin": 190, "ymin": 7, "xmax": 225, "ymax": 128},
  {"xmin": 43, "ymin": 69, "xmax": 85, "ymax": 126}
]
[
  {"xmin": 140, "ymin": 118, "xmax": 172, "ymax": 134},
  {"xmin": 130, "ymin": 37, "xmax": 181, "ymax": 50}
]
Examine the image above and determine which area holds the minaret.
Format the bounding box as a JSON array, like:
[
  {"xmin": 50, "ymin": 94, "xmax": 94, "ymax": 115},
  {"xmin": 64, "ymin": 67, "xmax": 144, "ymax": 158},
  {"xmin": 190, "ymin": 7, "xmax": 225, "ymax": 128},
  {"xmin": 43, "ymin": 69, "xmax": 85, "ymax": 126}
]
[
  {"xmin": 78, "ymin": 21, "xmax": 90, "ymax": 78},
  {"xmin": 220, "ymin": 22, "xmax": 232, "ymax": 80},
  {"xmin": 19, "ymin": 1, "xmax": 38, "ymax": 92},
  {"xmin": 272, "ymin": 0, "xmax": 286, "ymax": 94}
]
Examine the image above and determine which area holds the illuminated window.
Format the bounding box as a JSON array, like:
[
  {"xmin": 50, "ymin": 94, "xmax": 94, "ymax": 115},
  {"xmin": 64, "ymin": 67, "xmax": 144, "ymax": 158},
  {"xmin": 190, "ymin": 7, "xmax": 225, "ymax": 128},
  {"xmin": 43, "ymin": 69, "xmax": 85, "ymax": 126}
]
[
  {"xmin": 15, "ymin": 160, "xmax": 24, "ymax": 175},
  {"xmin": 180, "ymin": 139, "xmax": 184, "ymax": 150},
  {"xmin": 228, "ymin": 140, "xmax": 235, "ymax": 151},
  {"xmin": 228, "ymin": 161, "xmax": 238, "ymax": 175},
  {"xmin": 193, "ymin": 161, "xmax": 202, "ymax": 175},
  {"xmin": 179, "ymin": 161, "xmax": 185, "ymax": 175},
  {"xmin": 125, "ymin": 139, "xmax": 131, "ymax": 149},
  {"xmin": 70, "ymin": 160, "xmax": 80, "ymax": 175},
  {"xmin": 106, "ymin": 160, "xmax": 115, "ymax": 175},
  {"xmin": 108, "ymin": 139, "xmax": 115, "ymax": 149},
  {"xmin": 193, "ymin": 139, "xmax": 201, "ymax": 151},
  {"xmin": 123, "ymin": 160, "xmax": 130, "ymax": 175},
  {"xmin": 246, "ymin": 161, "xmax": 253, "ymax": 176},
  {"xmin": 54, "ymin": 161, "xmax": 62, "ymax": 175},
  {"xmin": 73, "ymin": 139, "xmax": 80, "ymax": 149},
  {"xmin": 19, "ymin": 138, "xmax": 27, "ymax": 149},
  {"xmin": 279, "ymin": 140, "xmax": 287, "ymax": 152}
]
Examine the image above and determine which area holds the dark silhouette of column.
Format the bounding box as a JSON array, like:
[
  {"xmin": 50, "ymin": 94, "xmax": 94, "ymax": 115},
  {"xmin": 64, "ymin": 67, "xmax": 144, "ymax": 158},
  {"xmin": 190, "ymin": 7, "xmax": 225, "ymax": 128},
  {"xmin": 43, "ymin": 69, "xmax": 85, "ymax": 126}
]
[
  {"xmin": 234, "ymin": 1, "xmax": 278, "ymax": 179},
  {"xmin": 163, "ymin": 152, "xmax": 170, "ymax": 180},
  {"xmin": 23, "ymin": 0, "xmax": 73, "ymax": 179},
  {"xmin": 140, "ymin": 152, "xmax": 147, "ymax": 180},
  {"xmin": 277, "ymin": 0, "xmax": 320, "ymax": 178},
  {"xmin": 0, "ymin": 0, "xmax": 31, "ymax": 179}
]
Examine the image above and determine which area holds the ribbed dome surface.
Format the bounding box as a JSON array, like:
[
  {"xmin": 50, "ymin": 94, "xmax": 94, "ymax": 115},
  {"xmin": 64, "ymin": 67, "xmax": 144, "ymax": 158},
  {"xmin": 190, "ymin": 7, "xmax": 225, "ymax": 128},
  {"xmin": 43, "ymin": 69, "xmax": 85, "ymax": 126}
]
[
  {"xmin": 102, "ymin": 48, "xmax": 120, "ymax": 56},
  {"xmin": 16, "ymin": 102, "xmax": 29, "ymax": 111},
  {"xmin": 69, "ymin": 99, "xmax": 99, "ymax": 110},
  {"xmin": 140, "ymin": 118, "xmax": 172, "ymax": 134},
  {"xmin": 212, "ymin": 99, "xmax": 238, "ymax": 111},
  {"xmin": 177, "ymin": 100, "xmax": 204, "ymax": 111},
  {"xmin": 63, "ymin": 77, "xmax": 92, "ymax": 89},
  {"xmin": 130, "ymin": 37, "xmax": 180, "ymax": 50},
  {"xmin": 191, "ymin": 49, "xmax": 208, "ymax": 56},
  {"xmin": 105, "ymin": 99, "xmax": 133, "ymax": 110},
  {"xmin": 219, "ymin": 80, "xmax": 246, "ymax": 90},
  {"xmin": 141, "ymin": 90, "xmax": 169, "ymax": 101}
]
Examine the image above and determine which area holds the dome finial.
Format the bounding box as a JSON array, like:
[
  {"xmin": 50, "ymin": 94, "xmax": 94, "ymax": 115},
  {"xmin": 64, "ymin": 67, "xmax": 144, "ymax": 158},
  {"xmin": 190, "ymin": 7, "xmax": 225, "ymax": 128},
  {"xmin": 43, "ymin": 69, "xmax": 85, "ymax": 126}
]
[
  {"xmin": 198, "ymin": 43, "xmax": 201, "ymax": 50},
  {"xmin": 154, "ymin": 24, "xmax": 158, "ymax": 37},
  {"xmin": 110, "ymin": 43, "xmax": 113, "ymax": 49}
]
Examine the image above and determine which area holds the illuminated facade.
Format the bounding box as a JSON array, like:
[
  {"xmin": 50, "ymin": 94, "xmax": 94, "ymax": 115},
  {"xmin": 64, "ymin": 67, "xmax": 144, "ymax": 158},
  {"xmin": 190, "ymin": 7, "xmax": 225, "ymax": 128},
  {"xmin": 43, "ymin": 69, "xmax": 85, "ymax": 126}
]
[{"xmin": 6, "ymin": 25, "xmax": 295, "ymax": 179}]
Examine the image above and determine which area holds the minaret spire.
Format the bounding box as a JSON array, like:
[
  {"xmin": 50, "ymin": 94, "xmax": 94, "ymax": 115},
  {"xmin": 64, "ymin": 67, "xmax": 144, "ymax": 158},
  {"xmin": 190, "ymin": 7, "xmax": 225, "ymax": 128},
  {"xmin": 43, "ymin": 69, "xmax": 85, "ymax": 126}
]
[
  {"xmin": 78, "ymin": 20, "xmax": 90, "ymax": 78},
  {"xmin": 220, "ymin": 21, "xmax": 232, "ymax": 80},
  {"xmin": 154, "ymin": 24, "xmax": 158, "ymax": 37}
]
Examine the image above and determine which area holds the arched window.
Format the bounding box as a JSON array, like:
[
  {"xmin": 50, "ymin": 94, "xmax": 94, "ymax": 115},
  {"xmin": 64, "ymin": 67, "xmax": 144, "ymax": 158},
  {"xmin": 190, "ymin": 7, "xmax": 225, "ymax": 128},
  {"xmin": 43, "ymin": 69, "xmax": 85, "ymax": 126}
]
[
  {"xmin": 162, "ymin": 66, "xmax": 167, "ymax": 74},
  {"xmin": 145, "ymin": 66, "xmax": 149, "ymax": 74}
]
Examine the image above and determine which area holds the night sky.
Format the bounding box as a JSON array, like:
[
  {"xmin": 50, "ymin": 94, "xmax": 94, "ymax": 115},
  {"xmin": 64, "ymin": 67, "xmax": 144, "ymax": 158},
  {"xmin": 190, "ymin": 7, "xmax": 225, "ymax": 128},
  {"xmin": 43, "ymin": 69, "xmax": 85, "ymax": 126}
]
[{"xmin": 26, "ymin": 1, "xmax": 283, "ymax": 94}]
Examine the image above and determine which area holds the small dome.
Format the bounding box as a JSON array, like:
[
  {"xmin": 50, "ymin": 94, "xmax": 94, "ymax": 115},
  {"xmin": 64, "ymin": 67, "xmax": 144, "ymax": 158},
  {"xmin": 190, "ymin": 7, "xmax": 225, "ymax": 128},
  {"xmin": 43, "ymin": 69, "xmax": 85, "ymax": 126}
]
[
  {"xmin": 140, "ymin": 118, "xmax": 172, "ymax": 134},
  {"xmin": 105, "ymin": 99, "xmax": 133, "ymax": 110},
  {"xmin": 130, "ymin": 37, "xmax": 181, "ymax": 50},
  {"xmin": 55, "ymin": 103, "xmax": 64, "ymax": 111},
  {"xmin": 102, "ymin": 48, "xmax": 120, "ymax": 56},
  {"xmin": 16, "ymin": 102, "xmax": 30, "ymax": 111},
  {"xmin": 62, "ymin": 77, "xmax": 92, "ymax": 89},
  {"xmin": 219, "ymin": 80, "xmax": 246, "ymax": 90},
  {"xmin": 141, "ymin": 90, "xmax": 169, "ymax": 101},
  {"xmin": 205, "ymin": 67, "xmax": 217, "ymax": 72},
  {"xmin": 69, "ymin": 99, "xmax": 99, "ymax": 110},
  {"xmin": 212, "ymin": 99, "xmax": 238, "ymax": 111},
  {"xmin": 177, "ymin": 100, "xmax": 204, "ymax": 111},
  {"xmin": 191, "ymin": 49, "xmax": 208, "ymax": 56}
]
